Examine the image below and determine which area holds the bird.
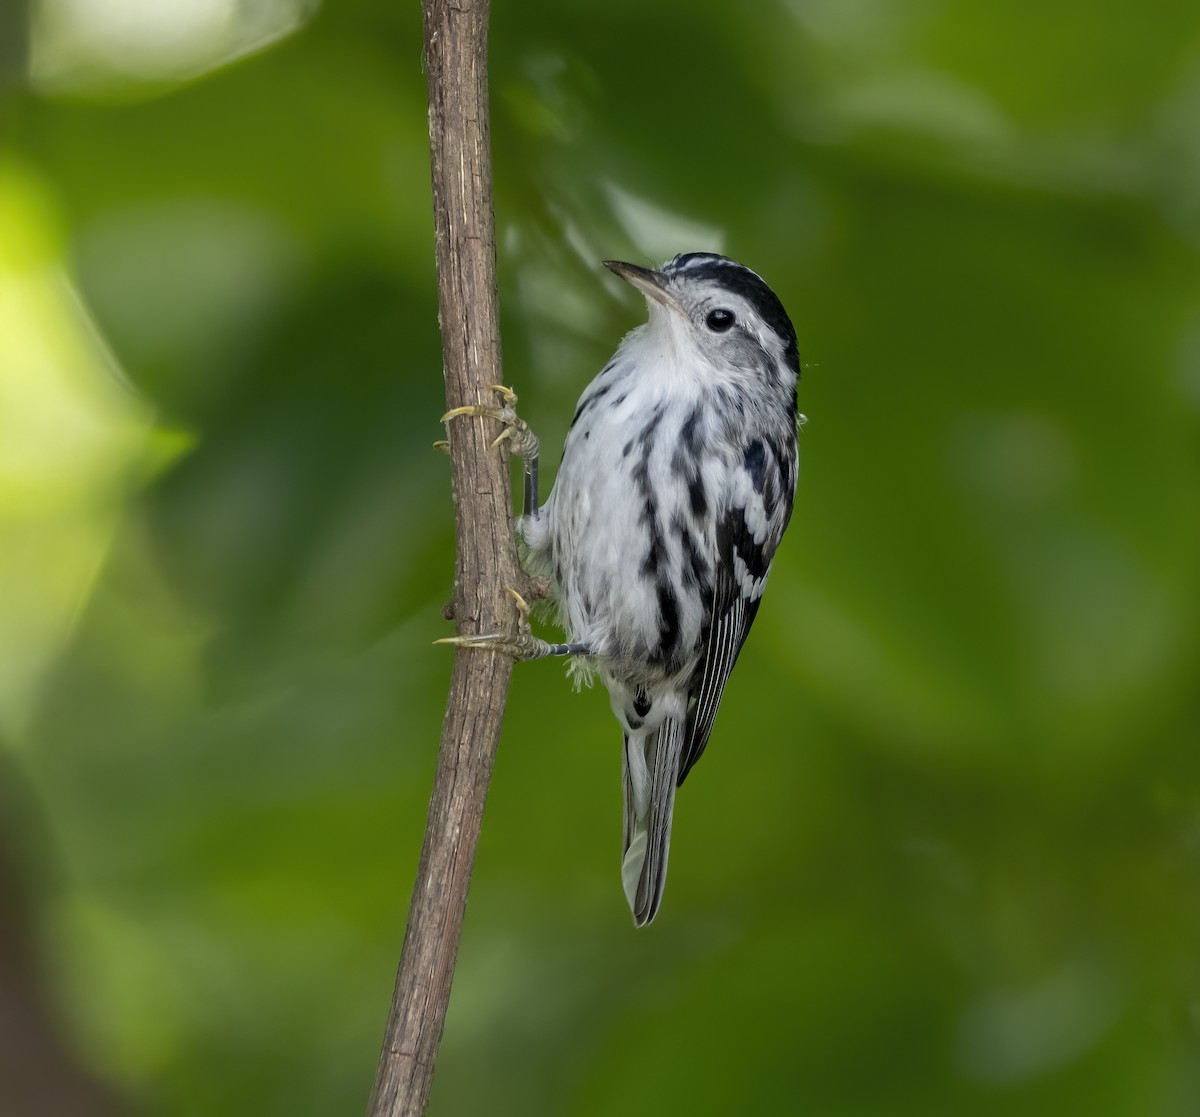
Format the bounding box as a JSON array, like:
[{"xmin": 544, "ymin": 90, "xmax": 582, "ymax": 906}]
[{"xmin": 439, "ymin": 252, "xmax": 802, "ymax": 925}]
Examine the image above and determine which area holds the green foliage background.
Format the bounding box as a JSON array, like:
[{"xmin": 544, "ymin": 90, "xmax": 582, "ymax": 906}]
[{"xmin": 3, "ymin": 0, "xmax": 1200, "ymax": 1113}]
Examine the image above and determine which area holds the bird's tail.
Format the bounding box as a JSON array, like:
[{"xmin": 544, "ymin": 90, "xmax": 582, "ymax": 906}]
[{"xmin": 621, "ymin": 716, "xmax": 685, "ymax": 926}]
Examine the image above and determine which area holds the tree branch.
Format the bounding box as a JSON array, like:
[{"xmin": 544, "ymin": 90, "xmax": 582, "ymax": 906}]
[{"xmin": 366, "ymin": 2, "xmax": 518, "ymax": 1114}]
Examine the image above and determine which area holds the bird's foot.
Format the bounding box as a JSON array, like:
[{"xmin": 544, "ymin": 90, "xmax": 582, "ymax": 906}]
[
  {"xmin": 440, "ymin": 384, "xmax": 539, "ymax": 460},
  {"xmin": 435, "ymin": 588, "xmax": 590, "ymax": 660}
]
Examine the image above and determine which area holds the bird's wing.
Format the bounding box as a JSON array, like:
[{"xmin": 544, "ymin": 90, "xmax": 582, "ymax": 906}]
[{"xmin": 678, "ymin": 433, "xmax": 795, "ymax": 784}]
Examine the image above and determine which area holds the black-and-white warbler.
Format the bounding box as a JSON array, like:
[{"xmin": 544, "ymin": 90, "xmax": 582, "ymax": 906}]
[{"xmin": 441, "ymin": 252, "xmax": 801, "ymax": 925}]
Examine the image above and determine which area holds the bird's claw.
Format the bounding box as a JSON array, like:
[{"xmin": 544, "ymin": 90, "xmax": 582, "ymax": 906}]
[{"xmin": 504, "ymin": 586, "xmax": 531, "ymax": 618}]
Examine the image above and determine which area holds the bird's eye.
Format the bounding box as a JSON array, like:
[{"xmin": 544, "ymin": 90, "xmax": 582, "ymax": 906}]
[{"xmin": 705, "ymin": 308, "xmax": 736, "ymax": 332}]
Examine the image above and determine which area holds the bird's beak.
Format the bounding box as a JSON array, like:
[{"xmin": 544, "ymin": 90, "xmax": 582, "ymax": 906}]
[{"xmin": 604, "ymin": 260, "xmax": 685, "ymax": 316}]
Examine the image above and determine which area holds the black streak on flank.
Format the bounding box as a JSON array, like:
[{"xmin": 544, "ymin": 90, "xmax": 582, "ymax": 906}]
[
  {"xmin": 656, "ymin": 580, "xmax": 680, "ymax": 664},
  {"xmin": 635, "ymin": 405, "xmax": 665, "ymax": 456},
  {"xmin": 633, "ymin": 405, "xmax": 667, "ymax": 576},
  {"xmin": 671, "ymin": 418, "xmax": 699, "ymax": 476},
  {"xmin": 727, "ymin": 511, "xmax": 770, "ymax": 581},
  {"xmin": 765, "ymin": 435, "xmax": 785, "ymax": 478},
  {"xmin": 628, "ymin": 405, "xmax": 676, "ymax": 662},
  {"xmin": 744, "ymin": 440, "xmax": 767, "ymax": 494},
  {"xmin": 680, "ymin": 406, "xmax": 702, "ymax": 454},
  {"xmin": 672, "ymin": 406, "xmax": 707, "ymax": 519},
  {"xmin": 569, "ymin": 379, "xmax": 615, "ymax": 430},
  {"xmin": 640, "ymin": 512, "xmax": 666, "ymax": 576},
  {"xmin": 678, "ymin": 522, "xmax": 710, "ymax": 589}
]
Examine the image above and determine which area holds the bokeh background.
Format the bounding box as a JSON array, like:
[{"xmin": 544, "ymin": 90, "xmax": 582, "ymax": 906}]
[{"xmin": 3, "ymin": 0, "xmax": 1200, "ymax": 1113}]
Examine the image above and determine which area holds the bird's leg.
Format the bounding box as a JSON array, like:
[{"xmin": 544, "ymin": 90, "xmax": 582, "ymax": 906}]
[
  {"xmin": 441, "ymin": 384, "xmax": 541, "ymax": 518},
  {"xmin": 434, "ymin": 589, "xmax": 591, "ymax": 660},
  {"xmin": 438, "ymin": 388, "xmax": 583, "ymax": 658}
]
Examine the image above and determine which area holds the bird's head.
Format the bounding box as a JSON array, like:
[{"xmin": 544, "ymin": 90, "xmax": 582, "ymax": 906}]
[{"xmin": 604, "ymin": 253, "xmax": 800, "ymax": 392}]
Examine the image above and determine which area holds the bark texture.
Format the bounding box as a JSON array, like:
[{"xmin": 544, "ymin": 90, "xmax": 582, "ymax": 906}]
[{"xmin": 367, "ymin": 2, "xmax": 519, "ymax": 1113}]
